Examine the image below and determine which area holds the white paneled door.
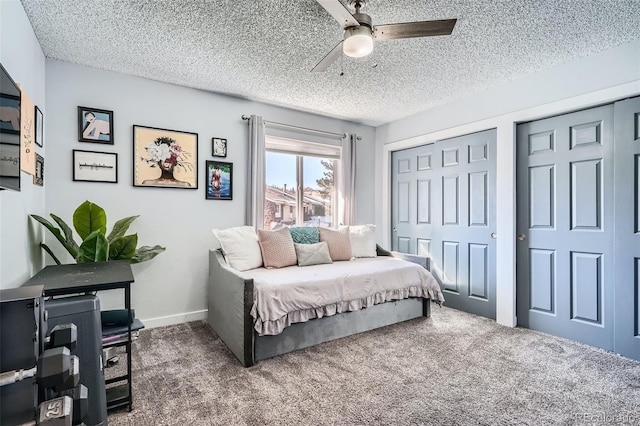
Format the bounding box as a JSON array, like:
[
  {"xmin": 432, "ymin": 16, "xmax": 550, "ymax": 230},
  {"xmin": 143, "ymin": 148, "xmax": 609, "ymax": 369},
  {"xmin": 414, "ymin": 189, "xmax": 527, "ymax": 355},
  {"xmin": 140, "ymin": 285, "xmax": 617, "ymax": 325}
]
[{"xmin": 392, "ymin": 129, "xmax": 497, "ymax": 319}]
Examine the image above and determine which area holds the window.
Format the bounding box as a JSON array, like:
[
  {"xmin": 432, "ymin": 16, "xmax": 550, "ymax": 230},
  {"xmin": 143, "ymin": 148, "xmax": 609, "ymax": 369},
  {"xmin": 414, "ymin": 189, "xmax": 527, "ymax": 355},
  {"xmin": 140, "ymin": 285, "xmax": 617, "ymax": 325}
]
[{"xmin": 263, "ymin": 137, "xmax": 340, "ymax": 230}]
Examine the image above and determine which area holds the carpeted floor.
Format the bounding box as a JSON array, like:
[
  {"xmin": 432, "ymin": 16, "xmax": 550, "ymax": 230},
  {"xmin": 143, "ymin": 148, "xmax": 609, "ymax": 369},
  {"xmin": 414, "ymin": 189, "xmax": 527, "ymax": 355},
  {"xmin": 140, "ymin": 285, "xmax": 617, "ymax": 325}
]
[{"xmin": 107, "ymin": 306, "xmax": 640, "ymax": 425}]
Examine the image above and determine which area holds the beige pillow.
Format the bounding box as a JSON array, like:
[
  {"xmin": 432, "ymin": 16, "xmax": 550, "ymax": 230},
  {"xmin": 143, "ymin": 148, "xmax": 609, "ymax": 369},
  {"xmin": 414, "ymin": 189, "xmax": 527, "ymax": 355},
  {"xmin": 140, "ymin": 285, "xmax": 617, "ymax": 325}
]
[
  {"xmin": 212, "ymin": 226, "xmax": 262, "ymax": 271},
  {"xmin": 257, "ymin": 228, "xmax": 297, "ymax": 268},
  {"xmin": 295, "ymin": 242, "xmax": 332, "ymax": 267},
  {"xmin": 318, "ymin": 227, "xmax": 353, "ymax": 261}
]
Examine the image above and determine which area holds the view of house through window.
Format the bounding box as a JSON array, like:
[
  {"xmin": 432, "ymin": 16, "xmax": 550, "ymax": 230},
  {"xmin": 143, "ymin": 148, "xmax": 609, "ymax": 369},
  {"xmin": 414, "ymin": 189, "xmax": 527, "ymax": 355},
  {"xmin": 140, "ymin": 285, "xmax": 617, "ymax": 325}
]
[{"xmin": 264, "ymin": 151, "xmax": 336, "ymax": 230}]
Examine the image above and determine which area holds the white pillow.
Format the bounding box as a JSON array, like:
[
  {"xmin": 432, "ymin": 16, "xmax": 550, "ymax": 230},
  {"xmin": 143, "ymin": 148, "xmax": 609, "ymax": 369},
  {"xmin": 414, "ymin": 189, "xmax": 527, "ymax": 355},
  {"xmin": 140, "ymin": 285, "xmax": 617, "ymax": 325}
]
[
  {"xmin": 211, "ymin": 226, "xmax": 263, "ymax": 271},
  {"xmin": 348, "ymin": 224, "xmax": 377, "ymax": 258}
]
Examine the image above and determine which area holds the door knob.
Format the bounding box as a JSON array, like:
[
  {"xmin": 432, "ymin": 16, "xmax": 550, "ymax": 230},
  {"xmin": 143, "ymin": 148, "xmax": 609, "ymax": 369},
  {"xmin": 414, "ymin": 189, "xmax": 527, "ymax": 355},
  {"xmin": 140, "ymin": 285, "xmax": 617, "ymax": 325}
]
[
  {"xmin": 490, "ymin": 233, "xmax": 497, "ymax": 239},
  {"xmin": 517, "ymin": 234, "xmax": 527, "ymax": 241},
  {"xmin": 393, "ymin": 227, "xmax": 398, "ymax": 233}
]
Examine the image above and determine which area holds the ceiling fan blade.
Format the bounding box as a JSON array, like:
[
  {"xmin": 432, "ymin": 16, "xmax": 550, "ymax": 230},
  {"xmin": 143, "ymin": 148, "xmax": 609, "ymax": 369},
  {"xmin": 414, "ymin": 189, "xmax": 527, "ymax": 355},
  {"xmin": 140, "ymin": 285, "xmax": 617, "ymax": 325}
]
[
  {"xmin": 374, "ymin": 19, "xmax": 457, "ymax": 41},
  {"xmin": 312, "ymin": 41, "xmax": 344, "ymax": 72},
  {"xmin": 316, "ymin": 0, "xmax": 359, "ymax": 28}
]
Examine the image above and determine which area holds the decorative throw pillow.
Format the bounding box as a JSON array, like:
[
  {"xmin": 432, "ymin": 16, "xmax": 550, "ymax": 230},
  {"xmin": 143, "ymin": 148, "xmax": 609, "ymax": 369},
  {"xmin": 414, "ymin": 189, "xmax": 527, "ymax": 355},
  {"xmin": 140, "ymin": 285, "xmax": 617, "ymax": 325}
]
[
  {"xmin": 348, "ymin": 224, "xmax": 377, "ymax": 258},
  {"xmin": 211, "ymin": 226, "xmax": 263, "ymax": 271},
  {"xmin": 257, "ymin": 228, "xmax": 297, "ymax": 268},
  {"xmin": 318, "ymin": 227, "xmax": 353, "ymax": 261},
  {"xmin": 289, "ymin": 227, "xmax": 319, "ymax": 244},
  {"xmin": 294, "ymin": 242, "xmax": 332, "ymax": 267}
]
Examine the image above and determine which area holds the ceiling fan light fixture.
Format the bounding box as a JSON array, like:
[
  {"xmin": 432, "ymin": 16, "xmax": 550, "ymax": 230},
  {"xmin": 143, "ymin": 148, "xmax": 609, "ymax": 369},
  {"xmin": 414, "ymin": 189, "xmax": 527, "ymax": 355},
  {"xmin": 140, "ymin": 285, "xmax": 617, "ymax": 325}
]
[{"xmin": 343, "ymin": 26, "xmax": 374, "ymax": 58}]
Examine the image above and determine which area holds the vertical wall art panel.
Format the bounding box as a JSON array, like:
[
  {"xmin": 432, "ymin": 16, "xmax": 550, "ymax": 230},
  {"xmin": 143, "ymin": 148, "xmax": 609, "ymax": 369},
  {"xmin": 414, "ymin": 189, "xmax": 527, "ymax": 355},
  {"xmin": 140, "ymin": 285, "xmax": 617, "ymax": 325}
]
[
  {"xmin": 571, "ymin": 252, "xmax": 602, "ymax": 324},
  {"xmin": 570, "ymin": 159, "xmax": 602, "ymax": 230},
  {"xmin": 442, "ymin": 241, "xmax": 459, "ymax": 292},
  {"xmin": 469, "ymin": 171, "xmax": 488, "ymax": 226},
  {"xmin": 469, "ymin": 243, "xmax": 488, "ymax": 299},
  {"xmin": 529, "ymin": 249, "xmax": 555, "ymax": 313},
  {"xmin": 529, "ymin": 165, "xmax": 555, "ymax": 229},
  {"xmin": 417, "ymin": 179, "xmax": 431, "ymax": 224}
]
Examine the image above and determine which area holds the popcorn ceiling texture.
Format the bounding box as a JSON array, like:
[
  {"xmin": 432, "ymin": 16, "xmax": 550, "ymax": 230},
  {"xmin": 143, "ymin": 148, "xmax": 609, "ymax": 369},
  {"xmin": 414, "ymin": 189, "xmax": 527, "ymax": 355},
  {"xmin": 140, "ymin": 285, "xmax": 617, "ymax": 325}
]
[{"xmin": 20, "ymin": 0, "xmax": 640, "ymax": 126}]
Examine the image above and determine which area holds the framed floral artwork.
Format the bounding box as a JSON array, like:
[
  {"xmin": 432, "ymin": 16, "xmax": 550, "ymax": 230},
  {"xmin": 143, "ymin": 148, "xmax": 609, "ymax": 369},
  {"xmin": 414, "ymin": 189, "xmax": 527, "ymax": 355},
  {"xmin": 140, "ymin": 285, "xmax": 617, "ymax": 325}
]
[
  {"xmin": 78, "ymin": 106, "xmax": 113, "ymax": 144},
  {"xmin": 212, "ymin": 137, "xmax": 227, "ymax": 157},
  {"xmin": 133, "ymin": 125, "xmax": 198, "ymax": 189},
  {"xmin": 206, "ymin": 160, "xmax": 232, "ymax": 200}
]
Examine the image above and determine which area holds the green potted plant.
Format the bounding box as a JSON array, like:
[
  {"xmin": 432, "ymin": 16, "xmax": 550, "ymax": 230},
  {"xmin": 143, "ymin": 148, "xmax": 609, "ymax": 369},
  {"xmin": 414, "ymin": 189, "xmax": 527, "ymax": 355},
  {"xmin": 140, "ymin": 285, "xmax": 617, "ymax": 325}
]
[{"xmin": 30, "ymin": 200, "xmax": 165, "ymax": 264}]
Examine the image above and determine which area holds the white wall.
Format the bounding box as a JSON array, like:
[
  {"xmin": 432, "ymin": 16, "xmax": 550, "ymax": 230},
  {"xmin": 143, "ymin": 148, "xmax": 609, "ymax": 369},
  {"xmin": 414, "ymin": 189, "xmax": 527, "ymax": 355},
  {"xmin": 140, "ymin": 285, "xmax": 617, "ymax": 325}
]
[
  {"xmin": 0, "ymin": 0, "xmax": 47, "ymax": 289},
  {"xmin": 375, "ymin": 39, "xmax": 640, "ymax": 328},
  {"xmin": 45, "ymin": 59, "xmax": 375, "ymax": 327}
]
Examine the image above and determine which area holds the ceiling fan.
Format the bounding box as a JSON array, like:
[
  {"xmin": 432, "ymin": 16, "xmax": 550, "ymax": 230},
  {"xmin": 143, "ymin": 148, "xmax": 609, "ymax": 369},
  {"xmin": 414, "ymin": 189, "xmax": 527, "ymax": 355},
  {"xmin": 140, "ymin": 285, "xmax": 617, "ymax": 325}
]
[{"xmin": 312, "ymin": 0, "xmax": 457, "ymax": 72}]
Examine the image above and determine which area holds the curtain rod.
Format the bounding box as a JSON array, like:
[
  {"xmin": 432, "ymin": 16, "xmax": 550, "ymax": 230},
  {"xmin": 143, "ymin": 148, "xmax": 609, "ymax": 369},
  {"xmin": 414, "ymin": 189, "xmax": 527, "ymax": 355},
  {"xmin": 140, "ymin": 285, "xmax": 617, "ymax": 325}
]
[{"xmin": 241, "ymin": 114, "xmax": 346, "ymax": 139}]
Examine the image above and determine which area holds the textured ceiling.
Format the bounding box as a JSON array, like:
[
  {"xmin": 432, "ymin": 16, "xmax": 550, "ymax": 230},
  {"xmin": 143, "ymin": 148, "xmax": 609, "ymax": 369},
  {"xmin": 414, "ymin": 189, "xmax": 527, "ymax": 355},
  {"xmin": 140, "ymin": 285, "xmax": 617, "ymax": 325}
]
[{"xmin": 20, "ymin": 0, "xmax": 640, "ymax": 126}]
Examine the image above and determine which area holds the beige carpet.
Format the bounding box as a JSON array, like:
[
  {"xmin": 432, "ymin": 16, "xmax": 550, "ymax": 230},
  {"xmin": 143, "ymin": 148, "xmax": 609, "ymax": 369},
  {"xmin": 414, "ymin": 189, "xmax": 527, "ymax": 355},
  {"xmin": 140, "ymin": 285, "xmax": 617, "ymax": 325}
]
[{"xmin": 108, "ymin": 306, "xmax": 640, "ymax": 425}]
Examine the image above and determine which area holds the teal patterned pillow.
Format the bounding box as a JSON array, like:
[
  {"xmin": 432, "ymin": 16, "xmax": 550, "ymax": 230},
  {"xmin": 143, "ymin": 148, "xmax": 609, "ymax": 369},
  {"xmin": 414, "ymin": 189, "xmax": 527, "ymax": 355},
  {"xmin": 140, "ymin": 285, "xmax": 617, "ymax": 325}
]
[{"xmin": 289, "ymin": 227, "xmax": 319, "ymax": 244}]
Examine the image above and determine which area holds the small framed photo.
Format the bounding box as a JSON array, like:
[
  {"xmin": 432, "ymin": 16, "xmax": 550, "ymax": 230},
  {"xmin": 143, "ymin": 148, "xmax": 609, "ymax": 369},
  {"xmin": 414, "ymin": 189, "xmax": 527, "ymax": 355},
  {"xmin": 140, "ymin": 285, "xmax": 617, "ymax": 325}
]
[
  {"xmin": 35, "ymin": 106, "xmax": 43, "ymax": 147},
  {"xmin": 34, "ymin": 153, "xmax": 44, "ymax": 186},
  {"xmin": 73, "ymin": 150, "xmax": 117, "ymax": 183},
  {"xmin": 212, "ymin": 137, "xmax": 227, "ymax": 158},
  {"xmin": 133, "ymin": 125, "xmax": 198, "ymax": 189},
  {"xmin": 78, "ymin": 106, "xmax": 113, "ymax": 144},
  {"xmin": 206, "ymin": 160, "xmax": 232, "ymax": 200}
]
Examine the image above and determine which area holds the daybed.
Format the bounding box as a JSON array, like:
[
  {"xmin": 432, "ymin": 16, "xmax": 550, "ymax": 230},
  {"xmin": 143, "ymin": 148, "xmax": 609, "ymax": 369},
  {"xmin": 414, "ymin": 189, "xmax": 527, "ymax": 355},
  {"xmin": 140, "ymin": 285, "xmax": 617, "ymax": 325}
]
[{"xmin": 207, "ymin": 235, "xmax": 444, "ymax": 367}]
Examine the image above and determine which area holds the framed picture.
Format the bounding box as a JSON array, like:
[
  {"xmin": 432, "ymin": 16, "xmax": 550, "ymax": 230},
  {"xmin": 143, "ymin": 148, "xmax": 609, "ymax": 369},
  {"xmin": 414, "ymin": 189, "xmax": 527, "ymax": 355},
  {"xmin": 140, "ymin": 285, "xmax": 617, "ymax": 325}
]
[
  {"xmin": 0, "ymin": 94, "xmax": 20, "ymax": 135},
  {"xmin": 206, "ymin": 160, "xmax": 232, "ymax": 200},
  {"xmin": 212, "ymin": 137, "xmax": 227, "ymax": 158},
  {"xmin": 78, "ymin": 106, "xmax": 113, "ymax": 144},
  {"xmin": 133, "ymin": 125, "xmax": 198, "ymax": 189},
  {"xmin": 72, "ymin": 150, "xmax": 118, "ymax": 183},
  {"xmin": 34, "ymin": 153, "xmax": 44, "ymax": 186},
  {"xmin": 35, "ymin": 106, "xmax": 43, "ymax": 147}
]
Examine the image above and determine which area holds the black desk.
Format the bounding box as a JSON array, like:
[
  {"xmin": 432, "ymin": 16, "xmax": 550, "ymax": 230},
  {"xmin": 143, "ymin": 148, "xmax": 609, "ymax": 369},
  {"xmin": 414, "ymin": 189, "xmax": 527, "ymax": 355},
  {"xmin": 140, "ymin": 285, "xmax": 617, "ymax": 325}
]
[{"xmin": 24, "ymin": 260, "xmax": 135, "ymax": 412}]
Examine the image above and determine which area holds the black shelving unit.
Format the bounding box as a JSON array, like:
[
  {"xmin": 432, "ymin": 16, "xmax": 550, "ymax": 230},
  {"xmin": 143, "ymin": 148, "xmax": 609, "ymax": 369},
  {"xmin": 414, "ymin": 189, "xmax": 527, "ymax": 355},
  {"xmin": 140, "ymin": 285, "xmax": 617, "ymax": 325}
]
[{"xmin": 23, "ymin": 261, "xmax": 136, "ymax": 412}]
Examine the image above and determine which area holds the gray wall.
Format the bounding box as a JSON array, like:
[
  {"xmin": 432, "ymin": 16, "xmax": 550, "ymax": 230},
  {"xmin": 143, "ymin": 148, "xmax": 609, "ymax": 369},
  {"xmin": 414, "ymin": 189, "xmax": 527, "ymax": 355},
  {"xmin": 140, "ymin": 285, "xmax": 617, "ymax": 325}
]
[
  {"xmin": 44, "ymin": 59, "xmax": 375, "ymax": 326},
  {"xmin": 0, "ymin": 0, "xmax": 47, "ymax": 289}
]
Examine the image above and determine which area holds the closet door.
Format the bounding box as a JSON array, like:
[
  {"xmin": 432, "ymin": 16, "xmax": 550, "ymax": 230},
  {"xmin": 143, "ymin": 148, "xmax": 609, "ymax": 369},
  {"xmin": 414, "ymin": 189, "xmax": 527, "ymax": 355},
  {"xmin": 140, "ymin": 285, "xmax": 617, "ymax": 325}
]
[
  {"xmin": 391, "ymin": 129, "xmax": 497, "ymax": 319},
  {"xmin": 614, "ymin": 96, "xmax": 640, "ymax": 361},
  {"xmin": 516, "ymin": 105, "xmax": 615, "ymax": 351}
]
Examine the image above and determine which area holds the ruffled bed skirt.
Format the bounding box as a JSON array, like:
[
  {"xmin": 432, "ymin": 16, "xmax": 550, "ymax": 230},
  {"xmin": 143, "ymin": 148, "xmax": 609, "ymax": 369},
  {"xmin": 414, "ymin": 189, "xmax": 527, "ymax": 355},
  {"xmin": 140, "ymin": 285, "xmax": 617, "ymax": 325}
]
[{"xmin": 252, "ymin": 286, "xmax": 443, "ymax": 336}]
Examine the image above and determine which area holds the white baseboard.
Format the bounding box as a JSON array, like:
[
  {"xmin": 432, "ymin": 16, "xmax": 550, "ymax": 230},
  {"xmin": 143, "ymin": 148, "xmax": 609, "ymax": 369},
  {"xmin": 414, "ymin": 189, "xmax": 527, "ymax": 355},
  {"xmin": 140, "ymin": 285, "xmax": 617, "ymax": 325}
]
[{"xmin": 141, "ymin": 309, "xmax": 208, "ymax": 329}]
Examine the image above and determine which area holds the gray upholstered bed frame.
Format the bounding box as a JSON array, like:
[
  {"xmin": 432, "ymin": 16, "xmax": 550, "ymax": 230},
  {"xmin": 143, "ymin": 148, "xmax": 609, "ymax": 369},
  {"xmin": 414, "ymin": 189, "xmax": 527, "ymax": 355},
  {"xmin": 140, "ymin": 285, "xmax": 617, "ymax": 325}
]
[{"xmin": 207, "ymin": 248, "xmax": 432, "ymax": 367}]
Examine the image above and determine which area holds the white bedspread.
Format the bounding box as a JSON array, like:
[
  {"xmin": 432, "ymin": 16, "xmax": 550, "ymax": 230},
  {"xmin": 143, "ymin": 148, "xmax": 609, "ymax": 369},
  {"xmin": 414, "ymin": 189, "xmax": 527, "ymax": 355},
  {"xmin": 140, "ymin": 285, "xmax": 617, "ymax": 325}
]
[{"xmin": 240, "ymin": 257, "xmax": 445, "ymax": 336}]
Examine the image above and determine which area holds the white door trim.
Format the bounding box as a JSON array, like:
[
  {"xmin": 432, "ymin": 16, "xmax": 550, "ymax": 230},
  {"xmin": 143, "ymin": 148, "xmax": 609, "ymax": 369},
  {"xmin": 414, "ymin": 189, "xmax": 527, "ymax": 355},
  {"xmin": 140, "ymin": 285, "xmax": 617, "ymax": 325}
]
[{"xmin": 381, "ymin": 80, "xmax": 640, "ymax": 328}]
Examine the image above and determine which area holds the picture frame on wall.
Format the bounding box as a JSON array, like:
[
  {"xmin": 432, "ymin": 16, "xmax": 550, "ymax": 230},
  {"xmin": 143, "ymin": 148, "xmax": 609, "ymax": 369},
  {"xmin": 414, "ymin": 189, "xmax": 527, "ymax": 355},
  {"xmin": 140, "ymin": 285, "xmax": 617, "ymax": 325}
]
[
  {"xmin": 133, "ymin": 125, "xmax": 198, "ymax": 189},
  {"xmin": 34, "ymin": 153, "xmax": 44, "ymax": 186},
  {"xmin": 212, "ymin": 137, "xmax": 227, "ymax": 158},
  {"xmin": 78, "ymin": 106, "xmax": 114, "ymax": 144},
  {"xmin": 72, "ymin": 149, "xmax": 118, "ymax": 183},
  {"xmin": 206, "ymin": 160, "xmax": 232, "ymax": 200},
  {"xmin": 35, "ymin": 105, "xmax": 43, "ymax": 147}
]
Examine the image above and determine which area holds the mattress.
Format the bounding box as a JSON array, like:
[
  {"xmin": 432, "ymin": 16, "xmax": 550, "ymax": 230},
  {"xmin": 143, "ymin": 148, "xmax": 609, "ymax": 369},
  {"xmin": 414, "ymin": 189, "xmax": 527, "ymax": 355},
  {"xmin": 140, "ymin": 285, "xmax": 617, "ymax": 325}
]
[{"xmin": 239, "ymin": 257, "xmax": 445, "ymax": 336}]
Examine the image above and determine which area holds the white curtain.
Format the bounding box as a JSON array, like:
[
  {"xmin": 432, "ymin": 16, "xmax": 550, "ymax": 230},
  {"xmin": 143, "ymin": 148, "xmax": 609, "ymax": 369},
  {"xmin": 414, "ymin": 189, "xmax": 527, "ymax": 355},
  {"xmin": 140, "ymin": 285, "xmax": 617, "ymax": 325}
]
[
  {"xmin": 339, "ymin": 134, "xmax": 357, "ymax": 226},
  {"xmin": 246, "ymin": 115, "xmax": 265, "ymax": 228}
]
